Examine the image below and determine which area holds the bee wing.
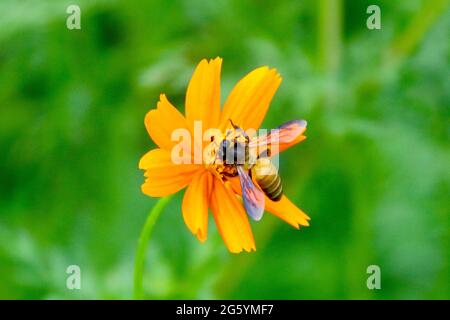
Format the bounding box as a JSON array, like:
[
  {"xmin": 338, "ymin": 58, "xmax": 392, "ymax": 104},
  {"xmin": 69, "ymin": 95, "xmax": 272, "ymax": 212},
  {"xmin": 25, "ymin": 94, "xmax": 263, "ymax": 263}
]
[
  {"xmin": 237, "ymin": 166, "xmax": 265, "ymax": 221},
  {"xmin": 249, "ymin": 119, "xmax": 307, "ymax": 148}
]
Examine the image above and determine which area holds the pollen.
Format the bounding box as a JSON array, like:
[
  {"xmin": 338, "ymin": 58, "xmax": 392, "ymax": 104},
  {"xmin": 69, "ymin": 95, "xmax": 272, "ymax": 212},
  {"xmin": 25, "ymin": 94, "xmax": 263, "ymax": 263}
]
[{"xmin": 204, "ymin": 142, "xmax": 237, "ymax": 181}]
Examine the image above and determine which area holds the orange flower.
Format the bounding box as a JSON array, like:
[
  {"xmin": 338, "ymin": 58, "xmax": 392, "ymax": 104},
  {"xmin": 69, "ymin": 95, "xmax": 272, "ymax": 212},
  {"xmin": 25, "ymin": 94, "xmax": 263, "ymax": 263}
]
[{"xmin": 139, "ymin": 57, "xmax": 310, "ymax": 253}]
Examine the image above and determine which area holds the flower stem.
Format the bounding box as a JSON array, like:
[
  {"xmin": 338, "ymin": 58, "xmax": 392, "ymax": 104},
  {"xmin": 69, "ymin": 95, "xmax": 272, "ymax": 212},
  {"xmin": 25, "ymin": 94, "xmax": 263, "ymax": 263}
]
[
  {"xmin": 133, "ymin": 195, "xmax": 173, "ymax": 299},
  {"xmin": 386, "ymin": 0, "xmax": 448, "ymax": 65}
]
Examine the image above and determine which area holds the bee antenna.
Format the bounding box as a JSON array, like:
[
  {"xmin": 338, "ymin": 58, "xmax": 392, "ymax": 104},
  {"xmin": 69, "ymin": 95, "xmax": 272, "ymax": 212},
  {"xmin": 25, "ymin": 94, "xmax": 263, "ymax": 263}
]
[{"xmin": 228, "ymin": 119, "xmax": 237, "ymax": 129}]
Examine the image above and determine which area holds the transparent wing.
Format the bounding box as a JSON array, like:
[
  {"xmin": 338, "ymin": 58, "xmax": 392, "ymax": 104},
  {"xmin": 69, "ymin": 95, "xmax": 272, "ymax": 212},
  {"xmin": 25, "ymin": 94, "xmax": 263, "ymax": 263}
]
[
  {"xmin": 249, "ymin": 119, "xmax": 307, "ymax": 148},
  {"xmin": 237, "ymin": 166, "xmax": 265, "ymax": 221}
]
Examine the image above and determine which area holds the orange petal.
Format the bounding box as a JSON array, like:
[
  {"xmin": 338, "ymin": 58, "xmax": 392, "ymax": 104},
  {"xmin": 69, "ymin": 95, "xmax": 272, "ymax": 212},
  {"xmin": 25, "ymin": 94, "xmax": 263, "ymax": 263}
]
[
  {"xmin": 220, "ymin": 66, "xmax": 282, "ymax": 131},
  {"xmin": 210, "ymin": 178, "xmax": 256, "ymax": 253},
  {"xmin": 139, "ymin": 149, "xmax": 201, "ymax": 197},
  {"xmin": 228, "ymin": 177, "xmax": 310, "ymax": 229},
  {"xmin": 228, "ymin": 176, "xmax": 242, "ymax": 195},
  {"xmin": 265, "ymin": 195, "xmax": 310, "ymax": 229},
  {"xmin": 145, "ymin": 94, "xmax": 190, "ymax": 151},
  {"xmin": 265, "ymin": 135, "xmax": 307, "ymax": 157},
  {"xmin": 186, "ymin": 57, "xmax": 222, "ymax": 130},
  {"xmin": 182, "ymin": 170, "xmax": 213, "ymax": 242}
]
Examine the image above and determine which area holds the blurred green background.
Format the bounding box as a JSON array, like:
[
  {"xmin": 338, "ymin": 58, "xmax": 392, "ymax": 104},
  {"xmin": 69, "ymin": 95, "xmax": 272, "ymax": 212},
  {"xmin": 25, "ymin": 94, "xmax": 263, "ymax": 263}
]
[{"xmin": 0, "ymin": 0, "xmax": 448, "ymax": 299}]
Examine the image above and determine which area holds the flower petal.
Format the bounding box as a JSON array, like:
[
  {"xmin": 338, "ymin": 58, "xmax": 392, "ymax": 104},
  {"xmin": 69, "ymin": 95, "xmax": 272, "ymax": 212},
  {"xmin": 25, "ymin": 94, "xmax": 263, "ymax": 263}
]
[
  {"xmin": 265, "ymin": 195, "xmax": 310, "ymax": 229},
  {"xmin": 186, "ymin": 57, "xmax": 222, "ymax": 130},
  {"xmin": 210, "ymin": 178, "xmax": 256, "ymax": 253},
  {"xmin": 266, "ymin": 135, "xmax": 307, "ymax": 157},
  {"xmin": 145, "ymin": 94, "xmax": 190, "ymax": 151},
  {"xmin": 182, "ymin": 170, "xmax": 213, "ymax": 242},
  {"xmin": 276, "ymin": 135, "xmax": 307, "ymax": 155},
  {"xmin": 220, "ymin": 66, "xmax": 282, "ymax": 131},
  {"xmin": 227, "ymin": 177, "xmax": 310, "ymax": 229},
  {"xmin": 139, "ymin": 149, "xmax": 201, "ymax": 197}
]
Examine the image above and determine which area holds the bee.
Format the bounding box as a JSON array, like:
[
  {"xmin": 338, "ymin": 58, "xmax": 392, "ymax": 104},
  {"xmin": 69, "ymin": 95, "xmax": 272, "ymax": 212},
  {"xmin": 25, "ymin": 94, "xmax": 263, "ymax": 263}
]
[{"xmin": 215, "ymin": 119, "xmax": 307, "ymax": 221}]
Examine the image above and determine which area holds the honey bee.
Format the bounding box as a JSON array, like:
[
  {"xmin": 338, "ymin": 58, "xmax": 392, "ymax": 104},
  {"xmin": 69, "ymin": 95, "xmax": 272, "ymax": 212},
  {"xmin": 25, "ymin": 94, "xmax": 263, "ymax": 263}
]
[{"xmin": 214, "ymin": 119, "xmax": 307, "ymax": 221}]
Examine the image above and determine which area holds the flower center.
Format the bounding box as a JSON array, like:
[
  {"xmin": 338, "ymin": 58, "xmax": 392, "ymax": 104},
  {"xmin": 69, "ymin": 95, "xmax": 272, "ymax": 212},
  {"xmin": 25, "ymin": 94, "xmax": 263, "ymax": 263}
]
[{"xmin": 203, "ymin": 124, "xmax": 249, "ymax": 180}]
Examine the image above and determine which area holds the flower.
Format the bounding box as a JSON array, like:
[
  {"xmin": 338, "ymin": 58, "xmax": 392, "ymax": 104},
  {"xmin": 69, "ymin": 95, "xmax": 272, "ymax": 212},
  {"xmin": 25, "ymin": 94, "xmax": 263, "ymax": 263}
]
[{"xmin": 139, "ymin": 57, "xmax": 310, "ymax": 253}]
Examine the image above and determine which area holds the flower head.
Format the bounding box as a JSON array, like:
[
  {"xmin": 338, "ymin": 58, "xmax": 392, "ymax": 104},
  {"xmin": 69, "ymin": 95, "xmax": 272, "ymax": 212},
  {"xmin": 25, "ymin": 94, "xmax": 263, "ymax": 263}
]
[{"xmin": 139, "ymin": 57, "xmax": 310, "ymax": 253}]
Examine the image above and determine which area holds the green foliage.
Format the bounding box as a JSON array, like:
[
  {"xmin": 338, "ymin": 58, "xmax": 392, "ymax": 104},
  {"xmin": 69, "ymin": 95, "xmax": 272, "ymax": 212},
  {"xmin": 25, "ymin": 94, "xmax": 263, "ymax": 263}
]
[{"xmin": 0, "ymin": 0, "xmax": 448, "ymax": 299}]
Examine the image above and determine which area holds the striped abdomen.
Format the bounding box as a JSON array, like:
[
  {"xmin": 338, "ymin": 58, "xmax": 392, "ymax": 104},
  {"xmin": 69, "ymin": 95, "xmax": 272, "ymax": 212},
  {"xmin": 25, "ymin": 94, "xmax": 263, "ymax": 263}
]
[{"xmin": 251, "ymin": 158, "xmax": 283, "ymax": 201}]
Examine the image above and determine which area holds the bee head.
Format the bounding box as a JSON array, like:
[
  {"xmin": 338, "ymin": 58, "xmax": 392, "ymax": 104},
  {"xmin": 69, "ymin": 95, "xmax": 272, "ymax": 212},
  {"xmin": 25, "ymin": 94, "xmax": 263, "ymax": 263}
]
[{"xmin": 217, "ymin": 139, "xmax": 231, "ymax": 162}]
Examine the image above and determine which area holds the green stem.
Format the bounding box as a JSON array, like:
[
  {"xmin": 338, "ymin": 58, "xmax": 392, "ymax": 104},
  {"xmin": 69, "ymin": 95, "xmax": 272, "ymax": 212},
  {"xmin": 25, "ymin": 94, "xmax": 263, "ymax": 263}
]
[
  {"xmin": 387, "ymin": 0, "xmax": 448, "ymax": 64},
  {"xmin": 318, "ymin": 0, "xmax": 342, "ymax": 109},
  {"xmin": 318, "ymin": 0, "xmax": 342, "ymax": 73},
  {"xmin": 133, "ymin": 195, "xmax": 173, "ymax": 299}
]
